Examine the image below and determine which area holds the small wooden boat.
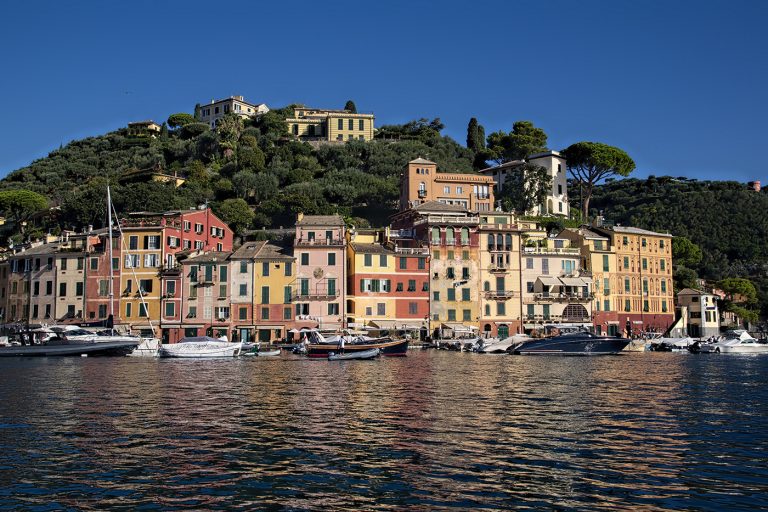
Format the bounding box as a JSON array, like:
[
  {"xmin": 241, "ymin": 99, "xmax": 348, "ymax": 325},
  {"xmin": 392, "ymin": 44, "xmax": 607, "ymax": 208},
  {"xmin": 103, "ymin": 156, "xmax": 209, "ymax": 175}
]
[
  {"xmin": 243, "ymin": 349, "xmax": 281, "ymax": 357},
  {"xmin": 328, "ymin": 348, "xmax": 380, "ymax": 361}
]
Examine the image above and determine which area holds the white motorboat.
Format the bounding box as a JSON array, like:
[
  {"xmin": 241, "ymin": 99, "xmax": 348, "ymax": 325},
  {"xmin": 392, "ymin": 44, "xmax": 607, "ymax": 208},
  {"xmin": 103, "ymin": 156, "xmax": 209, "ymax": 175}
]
[
  {"xmin": 158, "ymin": 337, "xmax": 242, "ymax": 358},
  {"xmin": 476, "ymin": 335, "xmax": 530, "ymax": 354},
  {"xmin": 698, "ymin": 330, "xmax": 768, "ymax": 354},
  {"xmin": 128, "ymin": 338, "xmax": 161, "ymax": 357},
  {"xmin": 648, "ymin": 337, "xmax": 695, "ymax": 352}
]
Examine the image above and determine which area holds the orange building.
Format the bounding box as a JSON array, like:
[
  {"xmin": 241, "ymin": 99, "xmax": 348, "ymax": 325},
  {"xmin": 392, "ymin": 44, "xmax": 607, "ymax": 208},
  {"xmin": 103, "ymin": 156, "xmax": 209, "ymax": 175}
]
[{"xmin": 399, "ymin": 158, "xmax": 495, "ymax": 213}]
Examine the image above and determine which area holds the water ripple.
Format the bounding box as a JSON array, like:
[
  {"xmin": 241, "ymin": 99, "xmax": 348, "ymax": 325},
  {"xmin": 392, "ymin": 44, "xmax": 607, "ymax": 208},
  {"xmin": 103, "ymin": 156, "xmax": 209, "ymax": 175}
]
[{"xmin": 0, "ymin": 352, "xmax": 767, "ymax": 510}]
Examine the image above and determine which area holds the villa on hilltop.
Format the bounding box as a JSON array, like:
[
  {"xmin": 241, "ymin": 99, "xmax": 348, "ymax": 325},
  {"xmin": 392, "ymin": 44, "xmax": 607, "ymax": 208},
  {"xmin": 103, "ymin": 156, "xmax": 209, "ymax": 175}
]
[
  {"xmin": 285, "ymin": 107, "xmax": 375, "ymax": 143},
  {"xmin": 198, "ymin": 95, "xmax": 270, "ymax": 128}
]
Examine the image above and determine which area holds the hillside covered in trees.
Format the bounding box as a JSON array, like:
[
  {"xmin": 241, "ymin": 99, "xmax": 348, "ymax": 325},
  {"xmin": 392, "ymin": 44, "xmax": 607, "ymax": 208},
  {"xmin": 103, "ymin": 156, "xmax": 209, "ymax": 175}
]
[{"xmin": 0, "ymin": 107, "xmax": 473, "ymax": 235}]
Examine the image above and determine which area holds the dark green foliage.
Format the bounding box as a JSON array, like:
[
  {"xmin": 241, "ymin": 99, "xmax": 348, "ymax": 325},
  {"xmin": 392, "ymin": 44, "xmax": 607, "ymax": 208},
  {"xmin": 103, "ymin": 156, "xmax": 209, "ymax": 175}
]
[
  {"xmin": 214, "ymin": 198, "xmax": 254, "ymax": 236},
  {"xmin": 344, "ymin": 100, "xmax": 357, "ymax": 113},
  {"xmin": 167, "ymin": 113, "xmax": 196, "ymax": 129},
  {"xmin": 563, "ymin": 141, "xmax": 635, "ymax": 221},
  {"xmin": 180, "ymin": 123, "xmax": 210, "ymax": 140},
  {"xmin": 498, "ymin": 164, "xmax": 552, "ymax": 215},
  {"xmin": 0, "ymin": 189, "xmax": 48, "ymax": 234},
  {"xmin": 486, "ymin": 121, "xmax": 548, "ymax": 164},
  {"xmin": 672, "ymin": 237, "xmax": 703, "ymax": 268}
]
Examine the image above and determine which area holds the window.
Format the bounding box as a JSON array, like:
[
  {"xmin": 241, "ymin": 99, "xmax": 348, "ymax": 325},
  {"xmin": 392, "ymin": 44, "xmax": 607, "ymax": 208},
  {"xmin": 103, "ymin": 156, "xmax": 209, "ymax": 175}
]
[
  {"xmin": 189, "ymin": 266, "xmax": 198, "ymax": 282},
  {"xmin": 139, "ymin": 280, "xmax": 153, "ymax": 293},
  {"xmin": 603, "ymin": 255, "xmax": 609, "ymax": 271},
  {"xmin": 129, "ymin": 236, "xmax": 138, "ymax": 250},
  {"xmin": 444, "ymin": 186, "xmax": 450, "ymax": 194},
  {"xmin": 603, "ymin": 278, "xmax": 610, "ymax": 295},
  {"xmin": 433, "ymin": 250, "xmax": 440, "ymax": 260},
  {"xmin": 90, "ymin": 258, "xmax": 98, "ymax": 271},
  {"xmin": 660, "ymin": 259, "xmax": 666, "ymax": 271},
  {"xmin": 447, "ymin": 288, "xmax": 455, "ymax": 301},
  {"xmin": 527, "ymin": 281, "xmax": 534, "ymax": 293},
  {"xmin": 337, "ymin": 118, "xmax": 344, "ymax": 130},
  {"xmin": 377, "ymin": 303, "xmax": 385, "ymax": 316},
  {"xmin": 462, "ymin": 267, "xmax": 469, "ymax": 280},
  {"xmin": 262, "ymin": 262, "xmax": 270, "ymax": 277},
  {"xmin": 261, "ymin": 286, "xmax": 270, "ymax": 304},
  {"xmin": 447, "ymin": 267, "xmax": 455, "ymax": 279},
  {"xmin": 284, "ymin": 307, "xmax": 293, "ymax": 320},
  {"xmin": 379, "ymin": 255, "xmax": 387, "ymax": 267},
  {"xmin": 408, "ymin": 279, "xmax": 416, "ymax": 292},
  {"xmin": 431, "ymin": 227, "xmax": 440, "ymax": 244},
  {"xmin": 165, "ymin": 302, "xmax": 175, "ymax": 317},
  {"xmin": 125, "ymin": 303, "xmax": 132, "ymax": 318},
  {"xmin": 642, "ymin": 258, "xmax": 648, "ymax": 271},
  {"xmin": 527, "ymin": 304, "xmax": 534, "ymax": 319},
  {"xmin": 261, "ymin": 307, "xmax": 269, "ymax": 320},
  {"xmin": 447, "ymin": 309, "xmax": 456, "ymax": 321},
  {"xmin": 240, "ymin": 261, "xmax": 248, "ymax": 273},
  {"xmin": 144, "ymin": 254, "xmax": 159, "ymax": 268},
  {"xmin": 77, "ymin": 258, "xmax": 84, "ymax": 270},
  {"xmin": 139, "ymin": 304, "xmax": 148, "ymax": 318},
  {"xmin": 526, "ymin": 258, "xmax": 533, "ymax": 269},
  {"xmin": 125, "ymin": 254, "xmax": 140, "ymax": 269},
  {"xmin": 643, "ymin": 300, "xmax": 649, "ymax": 312},
  {"xmin": 542, "ymin": 304, "xmax": 550, "ymax": 320},
  {"xmin": 285, "ymin": 262, "xmax": 292, "ymax": 276},
  {"xmin": 219, "ymin": 284, "xmax": 227, "ymax": 297},
  {"xmin": 642, "ymin": 238, "xmax": 647, "ymax": 247},
  {"xmin": 461, "ymin": 288, "xmax": 470, "ymax": 301},
  {"xmin": 358, "ymin": 119, "xmax": 364, "ymax": 131},
  {"xmin": 497, "ymin": 302, "xmax": 506, "ymax": 315},
  {"xmin": 625, "ymin": 299, "xmax": 631, "ymax": 312},
  {"xmin": 364, "ymin": 254, "xmax": 372, "ymax": 267},
  {"xmin": 542, "ymin": 259, "xmax": 549, "ymax": 275},
  {"xmin": 400, "ymin": 257, "xmax": 407, "ymax": 270},
  {"xmin": 284, "ymin": 286, "xmax": 292, "ymax": 304},
  {"xmin": 167, "ymin": 281, "xmax": 176, "ymax": 295},
  {"xmin": 328, "ymin": 253, "xmax": 336, "ymax": 266},
  {"xmin": 328, "ymin": 303, "xmax": 339, "ymax": 315},
  {"xmin": 73, "ymin": 282, "xmax": 83, "ymax": 297},
  {"xmin": 660, "ymin": 240, "xmax": 666, "ymax": 249},
  {"xmin": 328, "ymin": 279, "xmax": 337, "ymax": 296},
  {"xmin": 662, "ymin": 300, "xmax": 668, "ymax": 313},
  {"xmin": 46, "ymin": 281, "xmax": 53, "ymax": 295},
  {"xmin": 433, "ymin": 291, "xmax": 440, "ymax": 301},
  {"xmin": 462, "ymin": 309, "xmax": 471, "ymax": 321},
  {"xmin": 624, "ymin": 278, "xmax": 630, "ymax": 292},
  {"xmin": 447, "ymin": 250, "xmax": 454, "ymax": 260},
  {"xmin": 408, "ymin": 302, "xmax": 418, "ymax": 315},
  {"xmin": 239, "ymin": 284, "xmax": 247, "ymax": 296},
  {"xmin": 59, "ymin": 283, "xmax": 67, "ymax": 296},
  {"xmin": 33, "ymin": 281, "xmax": 39, "ymax": 296}
]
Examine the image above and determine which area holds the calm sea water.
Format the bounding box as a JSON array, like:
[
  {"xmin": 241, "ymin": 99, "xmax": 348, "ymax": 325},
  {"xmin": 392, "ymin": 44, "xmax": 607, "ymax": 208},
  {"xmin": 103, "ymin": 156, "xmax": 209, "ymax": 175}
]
[{"xmin": 0, "ymin": 351, "xmax": 766, "ymax": 511}]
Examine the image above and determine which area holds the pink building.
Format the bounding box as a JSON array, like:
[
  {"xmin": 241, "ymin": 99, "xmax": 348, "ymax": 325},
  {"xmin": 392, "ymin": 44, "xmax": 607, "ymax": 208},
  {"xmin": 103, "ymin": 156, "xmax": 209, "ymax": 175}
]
[{"xmin": 293, "ymin": 214, "xmax": 346, "ymax": 331}]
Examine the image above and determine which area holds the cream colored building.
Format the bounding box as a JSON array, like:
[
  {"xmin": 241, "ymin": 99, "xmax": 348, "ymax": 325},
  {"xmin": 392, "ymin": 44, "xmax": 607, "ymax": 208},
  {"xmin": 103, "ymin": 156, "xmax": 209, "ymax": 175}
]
[
  {"xmin": 520, "ymin": 236, "xmax": 593, "ymax": 333},
  {"xmin": 199, "ymin": 95, "xmax": 269, "ymax": 128},
  {"xmin": 479, "ymin": 151, "xmax": 569, "ymax": 217},
  {"xmin": 677, "ymin": 288, "xmax": 720, "ymax": 338},
  {"xmin": 286, "ymin": 107, "xmax": 375, "ymax": 142}
]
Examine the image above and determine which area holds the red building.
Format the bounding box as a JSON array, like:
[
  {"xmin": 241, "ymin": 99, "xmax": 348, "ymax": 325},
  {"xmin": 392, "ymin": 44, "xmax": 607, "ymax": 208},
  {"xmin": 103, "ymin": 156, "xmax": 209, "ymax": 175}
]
[{"xmin": 83, "ymin": 230, "xmax": 121, "ymax": 324}]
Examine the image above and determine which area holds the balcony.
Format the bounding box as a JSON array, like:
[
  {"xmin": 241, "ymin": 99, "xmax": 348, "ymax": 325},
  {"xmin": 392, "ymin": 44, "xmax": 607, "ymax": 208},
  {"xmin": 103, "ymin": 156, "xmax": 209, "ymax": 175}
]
[
  {"xmin": 418, "ymin": 189, "xmax": 427, "ymax": 198},
  {"xmin": 413, "ymin": 215, "xmax": 480, "ymax": 226},
  {"xmin": 523, "ymin": 246, "xmax": 580, "ymax": 256},
  {"xmin": 394, "ymin": 246, "xmax": 430, "ymax": 255},
  {"xmin": 158, "ymin": 264, "xmax": 182, "ymax": 276},
  {"xmin": 487, "ymin": 245, "xmax": 513, "ymax": 252},
  {"xmin": 489, "ymin": 264, "xmax": 510, "ymax": 273},
  {"xmin": 484, "ymin": 290, "xmax": 517, "ymax": 299},
  {"xmin": 294, "ymin": 238, "xmax": 344, "ymax": 247},
  {"xmin": 533, "ymin": 292, "xmax": 593, "ymax": 303}
]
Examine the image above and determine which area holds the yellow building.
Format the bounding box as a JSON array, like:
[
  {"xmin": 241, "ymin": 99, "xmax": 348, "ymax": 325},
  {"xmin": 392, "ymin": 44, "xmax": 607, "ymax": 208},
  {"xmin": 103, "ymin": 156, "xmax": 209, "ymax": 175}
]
[
  {"xmin": 593, "ymin": 226, "xmax": 675, "ymax": 335},
  {"xmin": 119, "ymin": 227, "xmax": 165, "ymax": 334},
  {"xmin": 286, "ymin": 107, "xmax": 375, "ymax": 142},
  {"xmin": 478, "ymin": 212, "xmax": 523, "ymax": 337},
  {"xmin": 232, "ymin": 241, "xmax": 295, "ymax": 343},
  {"xmin": 346, "ymin": 230, "xmax": 398, "ymax": 329}
]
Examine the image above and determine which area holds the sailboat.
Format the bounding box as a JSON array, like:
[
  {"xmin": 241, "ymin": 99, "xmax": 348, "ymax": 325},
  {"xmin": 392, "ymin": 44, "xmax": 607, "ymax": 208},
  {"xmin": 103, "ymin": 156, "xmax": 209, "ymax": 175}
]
[{"xmin": 103, "ymin": 186, "xmax": 161, "ymax": 357}]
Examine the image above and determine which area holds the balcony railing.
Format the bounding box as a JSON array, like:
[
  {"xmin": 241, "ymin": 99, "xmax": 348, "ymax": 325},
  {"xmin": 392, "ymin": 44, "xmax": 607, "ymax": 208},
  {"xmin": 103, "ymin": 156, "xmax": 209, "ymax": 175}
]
[
  {"xmin": 489, "ymin": 264, "xmax": 510, "ymax": 272},
  {"xmin": 523, "ymin": 246, "xmax": 580, "ymax": 255},
  {"xmin": 484, "ymin": 290, "xmax": 517, "ymax": 299},
  {"xmin": 294, "ymin": 238, "xmax": 344, "ymax": 247},
  {"xmin": 413, "ymin": 215, "xmax": 480, "ymax": 226},
  {"xmin": 533, "ymin": 292, "xmax": 593, "ymax": 303},
  {"xmin": 158, "ymin": 264, "xmax": 182, "ymax": 275},
  {"xmin": 394, "ymin": 246, "xmax": 430, "ymax": 255},
  {"xmin": 487, "ymin": 245, "xmax": 513, "ymax": 252}
]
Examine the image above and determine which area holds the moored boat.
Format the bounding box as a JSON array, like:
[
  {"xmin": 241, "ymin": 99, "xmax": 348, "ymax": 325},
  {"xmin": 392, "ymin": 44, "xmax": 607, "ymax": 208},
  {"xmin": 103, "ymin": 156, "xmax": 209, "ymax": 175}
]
[
  {"xmin": 302, "ymin": 330, "xmax": 408, "ymax": 358},
  {"xmin": 697, "ymin": 330, "xmax": 768, "ymax": 354},
  {"xmin": 158, "ymin": 337, "xmax": 242, "ymax": 358},
  {"xmin": 328, "ymin": 348, "xmax": 381, "ymax": 361},
  {"xmin": 513, "ymin": 332, "xmax": 629, "ymax": 355},
  {"xmin": 0, "ymin": 339, "xmax": 140, "ymax": 357}
]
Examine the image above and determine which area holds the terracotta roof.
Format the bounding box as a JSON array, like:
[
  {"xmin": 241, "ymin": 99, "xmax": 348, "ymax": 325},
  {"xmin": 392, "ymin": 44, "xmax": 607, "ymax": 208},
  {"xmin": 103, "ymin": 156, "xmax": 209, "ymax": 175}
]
[
  {"xmin": 231, "ymin": 241, "xmax": 292, "ymax": 260},
  {"xmin": 409, "ymin": 157, "xmax": 436, "ymax": 165},
  {"xmin": 677, "ymin": 288, "xmax": 711, "ymax": 295},
  {"xmin": 413, "ymin": 201, "xmax": 469, "ymax": 213},
  {"xmin": 607, "ymin": 226, "xmax": 673, "ymax": 237},
  {"xmin": 183, "ymin": 251, "xmax": 232, "ymax": 263},
  {"xmin": 296, "ymin": 214, "xmax": 344, "ymax": 227},
  {"xmin": 349, "ymin": 243, "xmax": 395, "ymax": 255}
]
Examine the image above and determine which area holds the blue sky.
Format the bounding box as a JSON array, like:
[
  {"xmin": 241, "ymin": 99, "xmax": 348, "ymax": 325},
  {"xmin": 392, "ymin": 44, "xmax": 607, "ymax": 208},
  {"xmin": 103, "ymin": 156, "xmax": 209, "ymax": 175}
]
[{"xmin": 0, "ymin": 0, "xmax": 766, "ymax": 182}]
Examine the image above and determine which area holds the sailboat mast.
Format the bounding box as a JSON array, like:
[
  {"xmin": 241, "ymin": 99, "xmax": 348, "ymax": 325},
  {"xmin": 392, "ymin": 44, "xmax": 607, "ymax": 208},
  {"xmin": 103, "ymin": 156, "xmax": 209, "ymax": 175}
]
[{"xmin": 107, "ymin": 186, "xmax": 115, "ymax": 320}]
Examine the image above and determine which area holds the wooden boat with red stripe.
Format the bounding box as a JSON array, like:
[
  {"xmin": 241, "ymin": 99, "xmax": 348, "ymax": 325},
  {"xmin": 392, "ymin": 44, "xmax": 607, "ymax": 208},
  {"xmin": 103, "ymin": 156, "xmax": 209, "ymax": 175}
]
[
  {"xmin": 299, "ymin": 329, "xmax": 409, "ymax": 358},
  {"xmin": 306, "ymin": 338, "xmax": 408, "ymax": 358}
]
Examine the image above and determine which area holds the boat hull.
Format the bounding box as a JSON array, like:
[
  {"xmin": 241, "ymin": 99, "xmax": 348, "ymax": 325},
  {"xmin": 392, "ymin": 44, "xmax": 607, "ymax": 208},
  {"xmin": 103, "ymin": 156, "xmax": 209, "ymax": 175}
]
[
  {"xmin": 0, "ymin": 341, "xmax": 140, "ymax": 357},
  {"xmin": 306, "ymin": 338, "xmax": 408, "ymax": 358},
  {"xmin": 514, "ymin": 334, "xmax": 629, "ymax": 356},
  {"xmin": 328, "ymin": 348, "xmax": 381, "ymax": 361},
  {"xmin": 159, "ymin": 341, "xmax": 242, "ymax": 358}
]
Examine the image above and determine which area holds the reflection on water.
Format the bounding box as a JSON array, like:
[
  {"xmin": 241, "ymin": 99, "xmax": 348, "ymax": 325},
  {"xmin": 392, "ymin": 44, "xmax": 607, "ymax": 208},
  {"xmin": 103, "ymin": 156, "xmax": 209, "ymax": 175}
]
[{"xmin": 1, "ymin": 353, "xmax": 767, "ymax": 510}]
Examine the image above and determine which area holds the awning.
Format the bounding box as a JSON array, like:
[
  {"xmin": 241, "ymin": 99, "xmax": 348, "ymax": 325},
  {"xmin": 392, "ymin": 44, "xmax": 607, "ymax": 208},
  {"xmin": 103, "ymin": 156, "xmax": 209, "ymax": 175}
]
[
  {"xmin": 368, "ymin": 320, "xmax": 397, "ymax": 329},
  {"xmin": 400, "ymin": 324, "xmax": 422, "ymax": 330},
  {"xmin": 560, "ymin": 277, "xmax": 587, "ymax": 287},
  {"xmin": 537, "ymin": 276, "xmax": 561, "ymax": 286},
  {"xmin": 441, "ymin": 323, "xmax": 479, "ymax": 332},
  {"xmin": 235, "ymin": 324, "xmax": 256, "ymax": 328},
  {"xmin": 257, "ymin": 325, "xmax": 285, "ymax": 330}
]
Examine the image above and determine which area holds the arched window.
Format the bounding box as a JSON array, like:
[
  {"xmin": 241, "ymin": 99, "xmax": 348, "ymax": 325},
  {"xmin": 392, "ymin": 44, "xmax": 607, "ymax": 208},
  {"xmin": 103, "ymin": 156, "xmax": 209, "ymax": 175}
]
[
  {"xmin": 563, "ymin": 304, "xmax": 588, "ymax": 321},
  {"xmin": 488, "ymin": 234, "xmax": 495, "ymax": 250},
  {"xmin": 484, "ymin": 305, "xmax": 490, "ymax": 316},
  {"xmin": 445, "ymin": 227, "xmax": 455, "ymax": 245},
  {"xmin": 505, "ymin": 234, "xmax": 512, "ymax": 250},
  {"xmin": 496, "ymin": 234, "xmax": 503, "ymax": 248},
  {"xmin": 461, "ymin": 227, "xmax": 469, "ymax": 245},
  {"xmin": 484, "ymin": 281, "xmax": 490, "ymax": 291},
  {"xmin": 431, "ymin": 227, "xmax": 440, "ymax": 244},
  {"xmin": 484, "ymin": 323, "xmax": 492, "ymax": 333},
  {"xmin": 419, "ymin": 182, "xmax": 426, "ymax": 192}
]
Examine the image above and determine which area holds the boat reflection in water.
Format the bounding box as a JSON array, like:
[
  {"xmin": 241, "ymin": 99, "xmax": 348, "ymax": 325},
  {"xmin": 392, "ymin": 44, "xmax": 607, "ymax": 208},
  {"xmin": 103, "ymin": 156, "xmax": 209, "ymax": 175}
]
[{"xmin": 513, "ymin": 331, "xmax": 630, "ymax": 355}]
